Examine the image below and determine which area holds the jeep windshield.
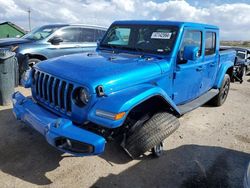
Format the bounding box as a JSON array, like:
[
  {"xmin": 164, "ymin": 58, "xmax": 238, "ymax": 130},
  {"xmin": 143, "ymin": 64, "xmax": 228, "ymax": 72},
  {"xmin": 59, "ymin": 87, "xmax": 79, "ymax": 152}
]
[
  {"xmin": 99, "ymin": 24, "xmax": 179, "ymax": 55},
  {"xmin": 22, "ymin": 25, "xmax": 62, "ymax": 41}
]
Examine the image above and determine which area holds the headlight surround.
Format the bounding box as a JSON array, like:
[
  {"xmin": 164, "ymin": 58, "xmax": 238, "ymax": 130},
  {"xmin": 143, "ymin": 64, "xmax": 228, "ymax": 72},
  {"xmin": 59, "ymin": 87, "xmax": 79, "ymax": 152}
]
[{"xmin": 73, "ymin": 87, "xmax": 90, "ymax": 106}]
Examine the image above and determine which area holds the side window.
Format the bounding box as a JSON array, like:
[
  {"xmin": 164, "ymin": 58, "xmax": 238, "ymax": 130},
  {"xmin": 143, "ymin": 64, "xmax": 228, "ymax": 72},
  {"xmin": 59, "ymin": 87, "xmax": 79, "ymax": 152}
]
[
  {"xmin": 81, "ymin": 28, "xmax": 95, "ymax": 42},
  {"xmin": 205, "ymin": 32, "xmax": 216, "ymax": 56},
  {"xmin": 56, "ymin": 28, "xmax": 82, "ymax": 43},
  {"xmin": 179, "ymin": 30, "xmax": 202, "ymax": 62}
]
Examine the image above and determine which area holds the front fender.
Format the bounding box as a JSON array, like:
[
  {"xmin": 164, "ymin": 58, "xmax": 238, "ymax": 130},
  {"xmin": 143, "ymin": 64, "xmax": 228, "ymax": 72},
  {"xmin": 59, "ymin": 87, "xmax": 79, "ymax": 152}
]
[
  {"xmin": 214, "ymin": 63, "xmax": 233, "ymax": 88},
  {"xmin": 88, "ymin": 84, "xmax": 180, "ymax": 128}
]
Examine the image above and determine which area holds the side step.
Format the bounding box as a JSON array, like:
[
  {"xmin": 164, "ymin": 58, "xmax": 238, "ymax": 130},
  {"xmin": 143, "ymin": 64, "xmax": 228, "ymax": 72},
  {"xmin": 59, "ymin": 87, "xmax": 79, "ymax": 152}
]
[{"xmin": 177, "ymin": 89, "xmax": 219, "ymax": 115}]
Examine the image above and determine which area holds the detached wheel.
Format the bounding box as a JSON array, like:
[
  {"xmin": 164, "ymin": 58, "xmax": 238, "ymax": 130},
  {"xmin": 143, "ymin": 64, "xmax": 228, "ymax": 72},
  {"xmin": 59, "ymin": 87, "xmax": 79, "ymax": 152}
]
[
  {"xmin": 210, "ymin": 74, "xmax": 230, "ymax": 106},
  {"xmin": 28, "ymin": 58, "xmax": 41, "ymax": 67},
  {"xmin": 152, "ymin": 142, "xmax": 163, "ymax": 157},
  {"xmin": 124, "ymin": 112, "xmax": 180, "ymax": 159}
]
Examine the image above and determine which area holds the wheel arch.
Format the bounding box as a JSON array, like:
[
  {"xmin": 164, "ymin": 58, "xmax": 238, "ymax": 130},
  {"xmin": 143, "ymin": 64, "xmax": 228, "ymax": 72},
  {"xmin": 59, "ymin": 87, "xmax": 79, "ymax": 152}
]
[
  {"xmin": 88, "ymin": 85, "xmax": 181, "ymax": 128},
  {"xmin": 125, "ymin": 94, "xmax": 181, "ymax": 119},
  {"xmin": 25, "ymin": 53, "xmax": 47, "ymax": 61}
]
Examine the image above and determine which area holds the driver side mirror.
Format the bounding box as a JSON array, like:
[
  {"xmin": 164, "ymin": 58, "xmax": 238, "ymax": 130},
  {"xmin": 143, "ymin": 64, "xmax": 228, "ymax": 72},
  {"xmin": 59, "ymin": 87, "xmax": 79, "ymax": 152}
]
[
  {"xmin": 48, "ymin": 36, "xmax": 63, "ymax": 45},
  {"xmin": 183, "ymin": 45, "xmax": 200, "ymax": 61}
]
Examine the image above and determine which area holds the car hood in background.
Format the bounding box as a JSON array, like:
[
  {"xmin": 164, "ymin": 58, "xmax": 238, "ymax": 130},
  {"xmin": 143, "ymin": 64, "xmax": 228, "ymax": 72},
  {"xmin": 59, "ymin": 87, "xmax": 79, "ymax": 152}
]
[{"xmin": 0, "ymin": 38, "xmax": 31, "ymax": 47}]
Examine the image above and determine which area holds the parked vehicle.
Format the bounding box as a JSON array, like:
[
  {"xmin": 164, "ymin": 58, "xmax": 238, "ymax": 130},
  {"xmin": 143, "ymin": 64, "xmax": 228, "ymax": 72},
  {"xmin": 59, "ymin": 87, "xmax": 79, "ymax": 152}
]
[
  {"xmin": 0, "ymin": 24, "xmax": 107, "ymax": 66},
  {"xmin": 13, "ymin": 21, "xmax": 235, "ymax": 159},
  {"xmin": 220, "ymin": 46, "xmax": 250, "ymax": 83}
]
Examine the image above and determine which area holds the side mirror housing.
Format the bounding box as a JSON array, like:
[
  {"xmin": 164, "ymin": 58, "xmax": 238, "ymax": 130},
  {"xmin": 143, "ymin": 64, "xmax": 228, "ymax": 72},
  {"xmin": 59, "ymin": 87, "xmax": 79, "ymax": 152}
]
[
  {"xmin": 48, "ymin": 36, "xmax": 63, "ymax": 45},
  {"xmin": 183, "ymin": 45, "xmax": 199, "ymax": 61}
]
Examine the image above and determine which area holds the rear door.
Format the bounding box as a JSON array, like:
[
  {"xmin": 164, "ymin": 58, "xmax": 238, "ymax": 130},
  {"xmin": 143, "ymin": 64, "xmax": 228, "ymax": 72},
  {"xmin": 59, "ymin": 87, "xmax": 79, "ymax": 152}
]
[
  {"xmin": 201, "ymin": 31, "xmax": 218, "ymax": 94},
  {"xmin": 173, "ymin": 29, "xmax": 204, "ymax": 105}
]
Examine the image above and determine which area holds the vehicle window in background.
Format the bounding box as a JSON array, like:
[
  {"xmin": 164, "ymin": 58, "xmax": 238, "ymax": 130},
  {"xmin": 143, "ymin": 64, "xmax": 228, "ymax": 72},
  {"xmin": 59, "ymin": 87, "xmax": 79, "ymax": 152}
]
[
  {"xmin": 55, "ymin": 28, "xmax": 82, "ymax": 42},
  {"xmin": 180, "ymin": 30, "xmax": 202, "ymax": 57},
  {"xmin": 22, "ymin": 26, "xmax": 60, "ymax": 40},
  {"xmin": 236, "ymin": 51, "xmax": 246, "ymax": 59},
  {"xmin": 100, "ymin": 24, "xmax": 178, "ymax": 54},
  {"xmin": 80, "ymin": 28, "xmax": 95, "ymax": 42},
  {"xmin": 95, "ymin": 29, "xmax": 106, "ymax": 41},
  {"xmin": 205, "ymin": 32, "xmax": 216, "ymax": 55}
]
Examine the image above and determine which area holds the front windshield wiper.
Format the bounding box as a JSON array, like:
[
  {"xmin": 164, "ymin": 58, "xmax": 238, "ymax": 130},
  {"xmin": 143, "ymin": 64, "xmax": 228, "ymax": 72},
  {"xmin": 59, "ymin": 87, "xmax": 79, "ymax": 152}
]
[{"xmin": 99, "ymin": 44, "xmax": 119, "ymax": 54}]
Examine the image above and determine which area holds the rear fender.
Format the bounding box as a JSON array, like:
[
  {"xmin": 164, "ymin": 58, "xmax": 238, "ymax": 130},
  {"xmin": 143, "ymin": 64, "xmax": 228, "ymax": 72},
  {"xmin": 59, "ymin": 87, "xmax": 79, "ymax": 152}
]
[
  {"xmin": 214, "ymin": 63, "xmax": 233, "ymax": 88},
  {"xmin": 88, "ymin": 84, "xmax": 180, "ymax": 128}
]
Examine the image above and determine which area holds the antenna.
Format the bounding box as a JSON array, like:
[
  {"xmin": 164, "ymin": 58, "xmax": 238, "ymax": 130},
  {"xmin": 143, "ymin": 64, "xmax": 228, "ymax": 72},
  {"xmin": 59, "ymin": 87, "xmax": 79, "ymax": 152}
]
[{"xmin": 28, "ymin": 8, "xmax": 31, "ymax": 31}]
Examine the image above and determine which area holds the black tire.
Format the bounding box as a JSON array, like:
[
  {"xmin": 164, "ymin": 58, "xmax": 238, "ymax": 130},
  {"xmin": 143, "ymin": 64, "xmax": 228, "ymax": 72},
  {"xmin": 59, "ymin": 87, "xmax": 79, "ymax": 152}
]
[
  {"xmin": 210, "ymin": 74, "xmax": 230, "ymax": 106},
  {"xmin": 124, "ymin": 112, "xmax": 180, "ymax": 158},
  {"xmin": 28, "ymin": 58, "xmax": 41, "ymax": 67}
]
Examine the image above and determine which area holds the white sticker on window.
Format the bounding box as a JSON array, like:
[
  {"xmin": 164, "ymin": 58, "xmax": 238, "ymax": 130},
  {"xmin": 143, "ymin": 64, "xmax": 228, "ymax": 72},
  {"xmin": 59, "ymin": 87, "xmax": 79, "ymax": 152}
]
[{"xmin": 151, "ymin": 32, "xmax": 172, "ymax": 39}]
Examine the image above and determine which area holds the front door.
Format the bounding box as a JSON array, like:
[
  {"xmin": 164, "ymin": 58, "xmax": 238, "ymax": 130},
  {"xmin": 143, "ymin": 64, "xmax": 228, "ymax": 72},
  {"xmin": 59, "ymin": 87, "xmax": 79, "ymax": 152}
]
[
  {"xmin": 47, "ymin": 27, "xmax": 84, "ymax": 58},
  {"xmin": 173, "ymin": 29, "xmax": 203, "ymax": 105}
]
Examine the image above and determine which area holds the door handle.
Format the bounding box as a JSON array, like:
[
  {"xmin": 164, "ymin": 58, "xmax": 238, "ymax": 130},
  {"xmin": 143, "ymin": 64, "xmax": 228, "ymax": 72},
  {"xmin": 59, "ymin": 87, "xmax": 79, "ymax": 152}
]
[
  {"xmin": 196, "ymin": 66, "xmax": 204, "ymax": 72},
  {"xmin": 210, "ymin": 63, "xmax": 216, "ymax": 67},
  {"xmin": 75, "ymin": 45, "xmax": 81, "ymax": 48}
]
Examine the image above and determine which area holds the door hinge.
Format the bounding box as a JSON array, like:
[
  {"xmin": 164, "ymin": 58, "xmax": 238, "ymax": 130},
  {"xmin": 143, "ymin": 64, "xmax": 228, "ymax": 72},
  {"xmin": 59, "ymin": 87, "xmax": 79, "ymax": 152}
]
[{"xmin": 173, "ymin": 72, "xmax": 177, "ymax": 79}]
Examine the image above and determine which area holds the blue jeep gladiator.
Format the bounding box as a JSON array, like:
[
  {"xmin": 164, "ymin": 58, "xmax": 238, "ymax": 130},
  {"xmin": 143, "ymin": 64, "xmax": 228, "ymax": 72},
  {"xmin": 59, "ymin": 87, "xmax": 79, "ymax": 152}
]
[{"xmin": 12, "ymin": 21, "xmax": 236, "ymax": 158}]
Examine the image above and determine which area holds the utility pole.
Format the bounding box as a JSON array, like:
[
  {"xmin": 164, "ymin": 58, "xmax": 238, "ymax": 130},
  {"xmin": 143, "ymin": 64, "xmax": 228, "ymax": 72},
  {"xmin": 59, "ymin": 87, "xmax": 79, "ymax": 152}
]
[{"xmin": 28, "ymin": 8, "xmax": 31, "ymax": 31}]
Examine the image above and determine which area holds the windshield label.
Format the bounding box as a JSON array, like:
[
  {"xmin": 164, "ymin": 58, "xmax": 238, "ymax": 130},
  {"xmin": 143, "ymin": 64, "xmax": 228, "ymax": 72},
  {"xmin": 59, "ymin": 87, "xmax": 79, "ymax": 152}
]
[{"xmin": 151, "ymin": 32, "xmax": 172, "ymax": 39}]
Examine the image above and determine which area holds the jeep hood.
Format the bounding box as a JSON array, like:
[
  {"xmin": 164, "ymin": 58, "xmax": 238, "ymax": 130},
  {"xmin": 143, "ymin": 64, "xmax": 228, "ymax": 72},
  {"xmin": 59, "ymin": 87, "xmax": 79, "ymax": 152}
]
[
  {"xmin": 0, "ymin": 38, "xmax": 31, "ymax": 47},
  {"xmin": 35, "ymin": 52, "xmax": 165, "ymax": 94}
]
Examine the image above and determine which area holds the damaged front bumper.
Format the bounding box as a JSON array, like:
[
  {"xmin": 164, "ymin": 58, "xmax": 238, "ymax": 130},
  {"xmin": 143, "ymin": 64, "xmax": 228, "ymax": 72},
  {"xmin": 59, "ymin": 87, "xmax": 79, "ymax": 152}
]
[{"xmin": 12, "ymin": 91, "xmax": 106, "ymax": 156}]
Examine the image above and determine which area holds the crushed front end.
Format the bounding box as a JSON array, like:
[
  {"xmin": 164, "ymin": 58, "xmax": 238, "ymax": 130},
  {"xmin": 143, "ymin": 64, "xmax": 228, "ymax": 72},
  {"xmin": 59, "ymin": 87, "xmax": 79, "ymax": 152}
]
[{"xmin": 12, "ymin": 68, "xmax": 106, "ymax": 156}]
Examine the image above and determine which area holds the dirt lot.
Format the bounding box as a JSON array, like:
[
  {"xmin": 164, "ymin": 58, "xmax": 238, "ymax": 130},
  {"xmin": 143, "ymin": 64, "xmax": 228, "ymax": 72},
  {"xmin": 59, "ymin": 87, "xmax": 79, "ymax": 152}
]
[{"xmin": 0, "ymin": 78, "xmax": 250, "ymax": 188}]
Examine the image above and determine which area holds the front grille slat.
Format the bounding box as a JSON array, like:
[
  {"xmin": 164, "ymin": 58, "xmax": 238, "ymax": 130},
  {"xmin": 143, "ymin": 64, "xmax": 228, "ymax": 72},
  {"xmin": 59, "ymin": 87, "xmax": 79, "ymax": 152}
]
[
  {"xmin": 33, "ymin": 70, "xmax": 73, "ymax": 115},
  {"xmin": 43, "ymin": 75, "xmax": 49, "ymax": 101},
  {"xmin": 66, "ymin": 84, "xmax": 73, "ymax": 113},
  {"xmin": 38, "ymin": 72, "xmax": 43, "ymax": 98},
  {"xmin": 35, "ymin": 71, "xmax": 40, "ymax": 96},
  {"xmin": 54, "ymin": 79, "xmax": 60, "ymax": 107},
  {"xmin": 48, "ymin": 76, "xmax": 54, "ymax": 103},
  {"xmin": 57, "ymin": 81, "xmax": 63, "ymax": 108},
  {"xmin": 60, "ymin": 81, "xmax": 66, "ymax": 110}
]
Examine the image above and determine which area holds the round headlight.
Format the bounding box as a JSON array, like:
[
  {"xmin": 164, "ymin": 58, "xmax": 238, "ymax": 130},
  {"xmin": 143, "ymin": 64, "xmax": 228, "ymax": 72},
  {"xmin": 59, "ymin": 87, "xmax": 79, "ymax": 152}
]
[
  {"xmin": 73, "ymin": 87, "xmax": 90, "ymax": 106},
  {"xmin": 79, "ymin": 88, "xmax": 89, "ymax": 104}
]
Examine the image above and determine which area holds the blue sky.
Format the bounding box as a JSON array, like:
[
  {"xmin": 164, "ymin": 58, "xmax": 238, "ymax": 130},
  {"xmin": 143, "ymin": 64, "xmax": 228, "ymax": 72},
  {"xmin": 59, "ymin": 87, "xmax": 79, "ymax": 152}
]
[{"xmin": 0, "ymin": 0, "xmax": 250, "ymax": 40}]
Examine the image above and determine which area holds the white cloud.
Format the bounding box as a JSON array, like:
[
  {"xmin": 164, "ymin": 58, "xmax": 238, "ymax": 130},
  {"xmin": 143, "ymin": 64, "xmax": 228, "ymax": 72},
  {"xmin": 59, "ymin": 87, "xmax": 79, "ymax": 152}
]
[{"xmin": 0, "ymin": 0, "xmax": 249, "ymax": 40}]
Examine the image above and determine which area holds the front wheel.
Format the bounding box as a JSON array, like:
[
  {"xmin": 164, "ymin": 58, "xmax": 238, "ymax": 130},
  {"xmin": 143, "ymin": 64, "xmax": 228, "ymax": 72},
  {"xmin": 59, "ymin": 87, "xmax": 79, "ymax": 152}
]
[
  {"xmin": 124, "ymin": 112, "xmax": 180, "ymax": 159},
  {"xmin": 210, "ymin": 74, "xmax": 230, "ymax": 106}
]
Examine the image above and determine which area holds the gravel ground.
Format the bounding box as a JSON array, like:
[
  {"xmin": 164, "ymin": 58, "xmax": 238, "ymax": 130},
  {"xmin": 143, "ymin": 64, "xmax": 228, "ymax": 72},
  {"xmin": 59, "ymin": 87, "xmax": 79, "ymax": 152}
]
[{"xmin": 0, "ymin": 78, "xmax": 250, "ymax": 188}]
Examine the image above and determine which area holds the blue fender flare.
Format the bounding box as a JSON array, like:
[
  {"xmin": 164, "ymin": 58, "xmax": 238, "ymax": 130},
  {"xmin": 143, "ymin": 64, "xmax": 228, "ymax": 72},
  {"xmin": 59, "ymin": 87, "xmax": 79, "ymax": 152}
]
[
  {"xmin": 214, "ymin": 63, "xmax": 233, "ymax": 89},
  {"xmin": 88, "ymin": 84, "xmax": 180, "ymax": 128}
]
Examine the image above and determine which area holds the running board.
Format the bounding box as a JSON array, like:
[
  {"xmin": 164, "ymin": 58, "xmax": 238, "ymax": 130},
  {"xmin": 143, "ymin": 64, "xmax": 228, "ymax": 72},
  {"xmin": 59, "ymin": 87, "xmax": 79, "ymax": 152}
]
[{"xmin": 177, "ymin": 89, "xmax": 219, "ymax": 115}]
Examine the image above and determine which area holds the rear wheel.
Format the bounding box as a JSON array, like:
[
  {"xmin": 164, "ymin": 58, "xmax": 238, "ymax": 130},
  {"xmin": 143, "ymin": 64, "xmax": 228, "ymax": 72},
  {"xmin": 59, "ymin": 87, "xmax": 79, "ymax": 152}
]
[
  {"xmin": 124, "ymin": 112, "xmax": 180, "ymax": 159},
  {"xmin": 210, "ymin": 74, "xmax": 230, "ymax": 106}
]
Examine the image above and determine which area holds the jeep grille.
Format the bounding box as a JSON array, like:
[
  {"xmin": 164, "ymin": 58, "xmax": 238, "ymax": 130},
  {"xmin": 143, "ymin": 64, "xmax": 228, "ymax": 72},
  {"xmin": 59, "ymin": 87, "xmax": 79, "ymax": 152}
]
[{"xmin": 32, "ymin": 69, "xmax": 74, "ymax": 115}]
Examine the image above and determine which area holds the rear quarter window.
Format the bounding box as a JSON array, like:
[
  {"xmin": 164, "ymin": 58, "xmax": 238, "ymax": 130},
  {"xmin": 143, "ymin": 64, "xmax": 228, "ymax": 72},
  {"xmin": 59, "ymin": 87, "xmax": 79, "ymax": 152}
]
[{"xmin": 205, "ymin": 32, "xmax": 216, "ymax": 56}]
